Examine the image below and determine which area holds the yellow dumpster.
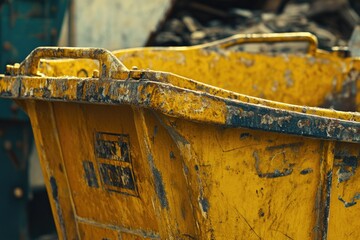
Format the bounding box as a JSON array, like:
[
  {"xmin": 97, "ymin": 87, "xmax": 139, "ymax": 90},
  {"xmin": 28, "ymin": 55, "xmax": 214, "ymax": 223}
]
[
  {"xmin": 39, "ymin": 32, "xmax": 360, "ymax": 111},
  {"xmin": 1, "ymin": 34, "xmax": 360, "ymax": 239}
]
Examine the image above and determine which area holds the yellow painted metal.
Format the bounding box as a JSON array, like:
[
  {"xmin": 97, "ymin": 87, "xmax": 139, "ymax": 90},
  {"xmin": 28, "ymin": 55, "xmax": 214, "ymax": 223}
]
[
  {"xmin": 2, "ymin": 33, "xmax": 360, "ymax": 239},
  {"xmin": 39, "ymin": 32, "xmax": 360, "ymax": 112}
]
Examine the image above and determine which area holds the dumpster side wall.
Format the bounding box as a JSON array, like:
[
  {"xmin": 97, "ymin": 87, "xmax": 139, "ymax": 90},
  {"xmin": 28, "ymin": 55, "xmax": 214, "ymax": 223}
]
[
  {"xmin": 26, "ymin": 101, "xmax": 201, "ymax": 239},
  {"xmin": 24, "ymin": 100, "xmax": 78, "ymax": 239},
  {"xmin": 52, "ymin": 102, "xmax": 161, "ymax": 237},
  {"xmin": 158, "ymin": 115, "xmax": 334, "ymax": 239},
  {"xmin": 327, "ymin": 142, "xmax": 360, "ymax": 239},
  {"xmin": 15, "ymin": 91, "xmax": 360, "ymax": 239}
]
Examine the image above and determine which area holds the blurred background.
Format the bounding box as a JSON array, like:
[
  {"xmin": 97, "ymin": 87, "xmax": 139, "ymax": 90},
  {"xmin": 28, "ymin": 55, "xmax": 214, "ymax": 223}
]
[{"xmin": 0, "ymin": 0, "xmax": 360, "ymax": 239}]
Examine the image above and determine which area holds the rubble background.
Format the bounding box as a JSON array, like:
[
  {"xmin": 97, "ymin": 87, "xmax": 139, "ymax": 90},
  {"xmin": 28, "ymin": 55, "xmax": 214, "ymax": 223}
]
[{"xmin": 147, "ymin": 0, "xmax": 360, "ymax": 51}]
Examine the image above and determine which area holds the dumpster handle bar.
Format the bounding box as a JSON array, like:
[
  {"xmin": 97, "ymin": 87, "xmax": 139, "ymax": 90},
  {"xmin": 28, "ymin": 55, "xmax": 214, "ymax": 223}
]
[
  {"xmin": 213, "ymin": 32, "xmax": 318, "ymax": 55},
  {"xmin": 18, "ymin": 47, "xmax": 129, "ymax": 78}
]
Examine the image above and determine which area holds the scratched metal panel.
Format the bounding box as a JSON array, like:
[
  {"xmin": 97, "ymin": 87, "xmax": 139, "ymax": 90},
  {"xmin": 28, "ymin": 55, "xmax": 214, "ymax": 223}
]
[
  {"xmin": 3, "ymin": 36, "xmax": 360, "ymax": 238},
  {"xmin": 19, "ymin": 96, "xmax": 343, "ymax": 239},
  {"xmin": 327, "ymin": 142, "xmax": 360, "ymax": 239},
  {"xmin": 52, "ymin": 103, "xmax": 159, "ymax": 232},
  {"xmin": 45, "ymin": 33, "xmax": 360, "ymax": 112},
  {"xmin": 158, "ymin": 115, "xmax": 329, "ymax": 239}
]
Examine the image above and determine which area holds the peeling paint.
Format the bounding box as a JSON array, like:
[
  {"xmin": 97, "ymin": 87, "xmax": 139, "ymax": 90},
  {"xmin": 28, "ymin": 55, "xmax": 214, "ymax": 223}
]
[
  {"xmin": 300, "ymin": 168, "xmax": 313, "ymax": 175},
  {"xmin": 240, "ymin": 132, "xmax": 251, "ymax": 139},
  {"xmin": 198, "ymin": 196, "xmax": 209, "ymax": 218},
  {"xmin": 258, "ymin": 208, "xmax": 265, "ymax": 218},
  {"xmin": 284, "ymin": 69, "xmax": 294, "ymax": 88},
  {"xmin": 338, "ymin": 193, "xmax": 360, "ymax": 208},
  {"xmin": 50, "ymin": 176, "xmax": 67, "ymax": 238},
  {"xmin": 334, "ymin": 152, "xmax": 358, "ymax": 183},
  {"xmin": 3, "ymin": 60, "xmax": 360, "ymax": 143},
  {"xmin": 147, "ymin": 154, "xmax": 168, "ymax": 209},
  {"xmin": 239, "ymin": 57, "xmax": 254, "ymax": 67},
  {"xmin": 227, "ymin": 103, "xmax": 360, "ymax": 143},
  {"xmin": 199, "ymin": 197, "xmax": 209, "ymax": 213},
  {"xmin": 83, "ymin": 161, "xmax": 99, "ymax": 188},
  {"xmin": 322, "ymin": 171, "xmax": 332, "ymax": 240},
  {"xmin": 322, "ymin": 69, "xmax": 360, "ymax": 111},
  {"xmin": 253, "ymin": 150, "xmax": 293, "ymax": 178}
]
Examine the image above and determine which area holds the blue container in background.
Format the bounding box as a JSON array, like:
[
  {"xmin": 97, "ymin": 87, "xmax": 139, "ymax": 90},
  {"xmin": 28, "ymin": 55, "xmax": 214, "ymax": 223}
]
[{"xmin": 0, "ymin": 0, "xmax": 67, "ymax": 239}]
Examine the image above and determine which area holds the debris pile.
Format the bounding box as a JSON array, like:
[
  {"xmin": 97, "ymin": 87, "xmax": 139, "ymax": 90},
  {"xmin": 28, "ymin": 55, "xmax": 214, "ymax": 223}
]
[{"xmin": 147, "ymin": 0, "xmax": 360, "ymax": 50}]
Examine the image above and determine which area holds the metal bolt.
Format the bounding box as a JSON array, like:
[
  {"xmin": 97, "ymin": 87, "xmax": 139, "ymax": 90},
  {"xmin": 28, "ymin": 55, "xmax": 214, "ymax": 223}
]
[{"xmin": 92, "ymin": 70, "xmax": 99, "ymax": 78}]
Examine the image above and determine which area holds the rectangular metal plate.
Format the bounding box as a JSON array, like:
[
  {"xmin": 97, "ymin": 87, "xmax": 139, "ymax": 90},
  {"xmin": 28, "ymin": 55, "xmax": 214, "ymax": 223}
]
[{"xmin": 95, "ymin": 132, "xmax": 138, "ymax": 196}]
